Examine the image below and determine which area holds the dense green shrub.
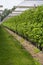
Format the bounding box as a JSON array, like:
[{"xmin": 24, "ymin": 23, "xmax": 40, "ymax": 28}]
[{"xmin": 3, "ymin": 6, "xmax": 43, "ymax": 50}]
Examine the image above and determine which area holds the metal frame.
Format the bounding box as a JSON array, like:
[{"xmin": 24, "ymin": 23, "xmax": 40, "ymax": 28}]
[
  {"xmin": 0, "ymin": 5, "xmax": 3, "ymax": 7},
  {"xmin": 14, "ymin": 6, "xmax": 36, "ymax": 8}
]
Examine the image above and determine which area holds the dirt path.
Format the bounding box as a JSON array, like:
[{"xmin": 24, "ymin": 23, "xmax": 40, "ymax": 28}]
[{"xmin": 5, "ymin": 27, "xmax": 43, "ymax": 65}]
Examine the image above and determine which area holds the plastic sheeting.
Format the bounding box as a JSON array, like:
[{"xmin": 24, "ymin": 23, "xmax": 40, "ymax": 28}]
[
  {"xmin": 15, "ymin": 8, "xmax": 29, "ymax": 12},
  {"xmin": 18, "ymin": 1, "xmax": 43, "ymax": 7}
]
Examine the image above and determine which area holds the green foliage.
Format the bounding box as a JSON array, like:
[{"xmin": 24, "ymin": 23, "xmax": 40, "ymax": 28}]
[
  {"xmin": 34, "ymin": 59, "xmax": 41, "ymax": 65},
  {"xmin": 3, "ymin": 6, "xmax": 43, "ymax": 50},
  {"xmin": 11, "ymin": 6, "xmax": 15, "ymax": 11},
  {"xmin": 34, "ymin": 48, "xmax": 40, "ymax": 53},
  {"xmin": 1, "ymin": 9, "xmax": 11, "ymax": 21}
]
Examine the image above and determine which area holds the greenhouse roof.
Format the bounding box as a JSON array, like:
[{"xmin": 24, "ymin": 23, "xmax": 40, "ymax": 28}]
[
  {"xmin": 14, "ymin": 8, "xmax": 29, "ymax": 12},
  {"xmin": 8, "ymin": 0, "xmax": 43, "ymax": 17},
  {"xmin": 15, "ymin": 1, "xmax": 43, "ymax": 8}
]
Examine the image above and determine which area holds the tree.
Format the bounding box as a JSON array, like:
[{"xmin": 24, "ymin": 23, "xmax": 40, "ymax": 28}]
[{"xmin": 1, "ymin": 9, "xmax": 11, "ymax": 21}]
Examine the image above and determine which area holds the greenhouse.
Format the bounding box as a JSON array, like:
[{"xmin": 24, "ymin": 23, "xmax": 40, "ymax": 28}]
[
  {"xmin": 0, "ymin": 0, "xmax": 43, "ymax": 65},
  {"xmin": 8, "ymin": 0, "xmax": 43, "ymax": 17}
]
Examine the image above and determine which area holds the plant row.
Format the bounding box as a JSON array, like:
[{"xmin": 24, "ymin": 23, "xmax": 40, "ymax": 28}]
[{"xmin": 3, "ymin": 6, "xmax": 43, "ymax": 50}]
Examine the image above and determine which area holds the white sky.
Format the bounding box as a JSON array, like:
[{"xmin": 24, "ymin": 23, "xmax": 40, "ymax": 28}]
[{"xmin": 0, "ymin": 0, "xmax": 24, "ymax": 10}]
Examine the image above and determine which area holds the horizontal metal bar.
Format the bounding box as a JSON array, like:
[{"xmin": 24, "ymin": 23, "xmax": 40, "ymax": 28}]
[
  {"xmin": 0, "ymin": 10, "xmax": 3, "ymax": 11},
  {"xmin": 14, "ymin": 10, "xmax": 24, "ymax": 12},
  {"xmin": 14, "ymin": 6, "xmax": 36, "ymax": 8}
]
